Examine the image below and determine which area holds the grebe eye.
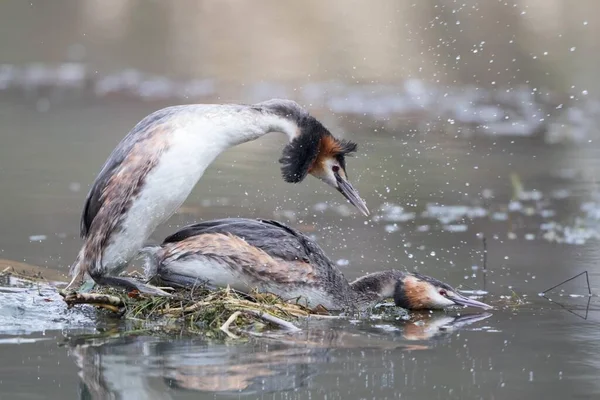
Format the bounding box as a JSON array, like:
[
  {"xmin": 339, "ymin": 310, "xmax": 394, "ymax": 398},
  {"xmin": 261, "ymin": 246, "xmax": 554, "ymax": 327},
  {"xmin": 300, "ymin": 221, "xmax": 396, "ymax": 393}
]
[
  {"xmin": 439, "ymin": 289, "xmax": 447, "ymax": 296},
  {"xmin": 332, "ymin": 165, "xmax": 340, "ymax": 173}
]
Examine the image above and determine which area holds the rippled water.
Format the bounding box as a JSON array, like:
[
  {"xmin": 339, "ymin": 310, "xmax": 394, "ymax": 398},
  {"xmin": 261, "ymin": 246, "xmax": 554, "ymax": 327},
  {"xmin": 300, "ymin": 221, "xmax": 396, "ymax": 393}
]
[{"xmin": 3, "ymin": 1, "xmax": 600, "ymax": 399}]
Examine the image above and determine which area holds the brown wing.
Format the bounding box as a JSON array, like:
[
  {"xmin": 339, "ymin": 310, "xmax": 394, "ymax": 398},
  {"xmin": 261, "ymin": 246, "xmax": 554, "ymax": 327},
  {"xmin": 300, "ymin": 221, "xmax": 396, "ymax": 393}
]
[
  {"xmin": 80, "ymin": 107, "xmax": 181, "ymax": 238},
  {"xmin": 163, "ymin": 218, "xmax": 328, "ymax": 265},
  {"xmin": 163, "ymin": 232, "xmax": 318, "ymax": 285}
]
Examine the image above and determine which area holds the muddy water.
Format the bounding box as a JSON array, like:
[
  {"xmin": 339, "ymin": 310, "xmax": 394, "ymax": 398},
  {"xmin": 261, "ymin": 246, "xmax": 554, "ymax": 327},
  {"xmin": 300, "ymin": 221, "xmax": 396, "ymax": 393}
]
[{"xmin": 2, "ymin": 1, "xmax": 600, "ymax": 399}]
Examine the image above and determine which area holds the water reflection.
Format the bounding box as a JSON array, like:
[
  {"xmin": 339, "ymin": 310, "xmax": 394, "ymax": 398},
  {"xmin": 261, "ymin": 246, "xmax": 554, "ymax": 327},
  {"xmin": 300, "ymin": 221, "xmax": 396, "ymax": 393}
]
[{"xmin": 68, "ymin": 312, "xmax": 491, "ymax": 398}]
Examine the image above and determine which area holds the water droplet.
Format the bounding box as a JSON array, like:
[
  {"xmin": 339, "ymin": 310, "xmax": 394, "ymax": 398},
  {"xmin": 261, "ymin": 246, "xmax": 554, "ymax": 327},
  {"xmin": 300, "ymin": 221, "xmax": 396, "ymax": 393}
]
[
  {"xmin": 29, "ymin": 235, "xmax": 47, "ymax": 242},
  {"xmin": 336, "ymin": 259, "xmax": 350, "ymax": 267}
]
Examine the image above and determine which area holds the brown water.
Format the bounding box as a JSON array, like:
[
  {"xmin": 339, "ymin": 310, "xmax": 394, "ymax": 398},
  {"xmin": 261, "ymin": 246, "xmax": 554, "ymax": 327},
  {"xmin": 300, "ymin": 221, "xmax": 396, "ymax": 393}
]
[{"xmin": 2, "ymin": 1, "xmax": 600, "ymax": 399}]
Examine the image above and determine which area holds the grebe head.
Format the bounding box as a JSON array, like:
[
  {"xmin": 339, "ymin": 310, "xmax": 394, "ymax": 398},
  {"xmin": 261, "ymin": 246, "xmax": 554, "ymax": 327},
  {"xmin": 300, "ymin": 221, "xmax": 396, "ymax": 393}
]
[
  {"xmin": 307, "ymin": 135, "xmax": 369, "ymax": 217},
  {"xmin": 351, "ymin": 270, "xmax": 491, "ymax": 310},
  {"xmin": 394, "ymin": 272, "xmax": 492, "ymax": 310},
  {"xmin": 262, "ymin": 99, "xmax": 369, "ymax": 216}
]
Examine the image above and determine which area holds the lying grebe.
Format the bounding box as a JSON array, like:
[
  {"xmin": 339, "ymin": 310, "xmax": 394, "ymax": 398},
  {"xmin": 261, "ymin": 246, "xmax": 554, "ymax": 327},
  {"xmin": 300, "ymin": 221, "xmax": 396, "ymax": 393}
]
[
  {"xmin": 142, "ymin": 218, "xmax": 491, "ymax": 311},
  {"xmin": 68, "ymin": 100, "xmax": 369, "ymax": 294}
]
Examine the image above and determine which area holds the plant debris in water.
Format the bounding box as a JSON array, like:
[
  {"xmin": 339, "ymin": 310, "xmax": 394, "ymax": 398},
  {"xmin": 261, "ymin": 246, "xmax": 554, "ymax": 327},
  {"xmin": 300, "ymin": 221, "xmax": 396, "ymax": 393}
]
[{"xmin": 60, "ymin": 283, "xmax": 325, "ymax": 338}]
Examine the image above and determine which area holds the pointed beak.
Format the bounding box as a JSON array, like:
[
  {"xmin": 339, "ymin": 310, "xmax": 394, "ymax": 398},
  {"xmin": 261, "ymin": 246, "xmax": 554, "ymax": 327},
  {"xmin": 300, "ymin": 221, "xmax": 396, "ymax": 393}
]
[
  {"xmin": 447, "ymin": 292, "xmax": 493, "ymax": 310},
  {"xmin": 335, "ymin": 172, "xmax": 370, "ymax": 216}
]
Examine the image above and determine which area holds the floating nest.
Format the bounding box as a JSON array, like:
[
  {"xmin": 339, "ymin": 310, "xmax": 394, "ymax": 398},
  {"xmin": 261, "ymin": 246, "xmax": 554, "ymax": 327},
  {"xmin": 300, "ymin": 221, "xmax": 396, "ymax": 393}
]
[
  {"xmin": 59, "ymin": 281, "xmax": 331, "ymax": 339},
  {"xmin": 0, "ymin": 263, "xmax": 330, "ymax": 338}
]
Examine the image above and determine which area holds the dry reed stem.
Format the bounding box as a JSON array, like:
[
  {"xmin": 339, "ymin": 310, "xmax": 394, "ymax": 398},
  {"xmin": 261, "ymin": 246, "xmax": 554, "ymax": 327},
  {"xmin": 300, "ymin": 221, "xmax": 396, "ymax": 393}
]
[
  {"xmin": 160, "ymin": 296, "xmax": 310, "ymax": 318},
  {"xmin": 220, "ymin": 311, "xmax": 242, "ymax": 339},
  {"xmin": 241, "ymin": 309, "xmax": 300, "ymax": 332},
  {"xmin": 60, "ymin": 292, "xmax": 124, "ymax": 308}
]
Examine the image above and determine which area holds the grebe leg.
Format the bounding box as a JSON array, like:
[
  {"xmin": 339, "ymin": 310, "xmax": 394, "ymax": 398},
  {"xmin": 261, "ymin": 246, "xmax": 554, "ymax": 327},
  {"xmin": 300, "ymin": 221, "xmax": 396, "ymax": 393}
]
[
  {"xmin": 86, "ymin": 257, "xmax": 171, "ymax": 296},
  {"xmin": 90, "ymin": 274, "xmax": 172, "ymax": 296}
]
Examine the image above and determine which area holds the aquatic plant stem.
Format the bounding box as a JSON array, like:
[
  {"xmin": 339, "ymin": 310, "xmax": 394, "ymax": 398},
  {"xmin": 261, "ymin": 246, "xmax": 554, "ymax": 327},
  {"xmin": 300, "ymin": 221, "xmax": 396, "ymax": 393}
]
[
  {"xmin": 220, "ymin": 311, "xmax": 241, "ymax": 339},
  {"xmin": 482, "ymin": 236, "xmax": 488, "ymax": 292},
  {"xmin": 541, "ymin": 271, "xmax": 591, "ymax": 295},
  {"xmin": 60, "ymin": 291, "xmax": 124, "ymax": 309},
  {"xmin": 242, "ymin": 309, "xmax": 300, "ymax": 332}
]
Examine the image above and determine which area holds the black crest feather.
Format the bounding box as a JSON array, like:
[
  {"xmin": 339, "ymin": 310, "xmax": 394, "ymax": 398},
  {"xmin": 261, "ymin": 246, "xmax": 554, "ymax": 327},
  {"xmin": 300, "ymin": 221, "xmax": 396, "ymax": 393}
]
[
  {"xmin": 278, "ymin": 117, "xmax": 325, "ymax": 183},
  {"xmin": 256, "ymin": 99, "xmax": 357, "ymax": 183},
  {"xmin": 334, "ymin": 139, "xmax": 358, "ymax": 171},
  {"xmin": 336, "ymin": 139, "xmax": 358, "ymax": 156}
]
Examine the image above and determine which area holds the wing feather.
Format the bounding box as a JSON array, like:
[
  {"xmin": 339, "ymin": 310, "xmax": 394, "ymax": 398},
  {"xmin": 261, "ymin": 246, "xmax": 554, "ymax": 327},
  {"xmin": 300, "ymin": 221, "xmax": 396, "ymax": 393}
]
[
  {"xmin": 163, "ymin": 218, "xmax": 322, "ymax": 263},
  {"xmin": 80, "ymin": 106, "xmax": 181, "ymax": 238}
]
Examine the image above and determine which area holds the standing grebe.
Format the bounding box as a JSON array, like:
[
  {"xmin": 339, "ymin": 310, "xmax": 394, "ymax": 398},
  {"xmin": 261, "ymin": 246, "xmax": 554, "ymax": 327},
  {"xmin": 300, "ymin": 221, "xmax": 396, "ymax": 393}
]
[
  {"xmin": 68, "ymin": 100, "xmax": 369, "ymax": 294},
  {"xmin": 142, "ymin": 218, "xmax": 491, "ymax": 311}
]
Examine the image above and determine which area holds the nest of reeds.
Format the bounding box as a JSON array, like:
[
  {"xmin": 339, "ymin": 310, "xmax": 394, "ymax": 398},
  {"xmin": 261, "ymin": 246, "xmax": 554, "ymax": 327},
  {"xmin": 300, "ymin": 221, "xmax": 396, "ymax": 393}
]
[{"xmin": 60, "ymin": 282, "xmax": 330, "ymax": 338}]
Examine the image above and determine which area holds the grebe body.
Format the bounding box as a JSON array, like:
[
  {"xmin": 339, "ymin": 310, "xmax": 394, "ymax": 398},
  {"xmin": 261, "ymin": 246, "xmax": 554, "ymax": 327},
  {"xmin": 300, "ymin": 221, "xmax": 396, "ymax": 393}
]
[{"xmin": 143, "ymin": 218, "xmax": 491, "ymax": 311}]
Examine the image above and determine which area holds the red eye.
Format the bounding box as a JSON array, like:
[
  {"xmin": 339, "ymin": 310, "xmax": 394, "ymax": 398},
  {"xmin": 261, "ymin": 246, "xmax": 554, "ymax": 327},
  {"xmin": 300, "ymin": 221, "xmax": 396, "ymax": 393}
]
[
  {"xmin": 439, "ymin": 290, "xmax": 447, "ymax": 296},
  {"xmin": 332, "ymin": 165, "xmax": 340, "ymax": 172}
]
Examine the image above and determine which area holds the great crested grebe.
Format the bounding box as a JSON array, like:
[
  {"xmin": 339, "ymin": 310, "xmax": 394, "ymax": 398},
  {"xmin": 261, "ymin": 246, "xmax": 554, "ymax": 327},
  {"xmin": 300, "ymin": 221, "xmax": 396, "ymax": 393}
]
[
  {"xmin": 142, "ymin": 218, "xmax": 492, "ymax": 311},
  {"xmin": 68, "ymin": 99, "xmax": 369, "ymax": 294}
]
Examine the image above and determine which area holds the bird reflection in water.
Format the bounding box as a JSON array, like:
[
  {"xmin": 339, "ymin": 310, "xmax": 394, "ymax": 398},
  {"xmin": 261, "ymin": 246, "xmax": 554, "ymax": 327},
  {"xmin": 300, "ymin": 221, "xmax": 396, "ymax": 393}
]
[{"xmin": 69, "ymin": 312, "xmax": 491, "ymax": 398}]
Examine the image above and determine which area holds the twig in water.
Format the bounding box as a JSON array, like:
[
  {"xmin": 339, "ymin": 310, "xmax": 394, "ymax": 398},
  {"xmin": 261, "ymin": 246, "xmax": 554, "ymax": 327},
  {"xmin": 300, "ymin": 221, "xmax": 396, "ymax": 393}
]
[
  {"xmin": 540, "ymin": 271, "xmax": 593, "ymax": 321},
  {"xmin": 586, "ymin": 271, "xmax": 592, "ymax": 295},
  {"xmin": 540, "ymin": 271, "xmax": 591, "ymax": 296},
  {"xmin": 241, "ymin": 309, "xmax": 300, "ymax": 332},
  {"xmin": 482, "ymin": 236, "xmax": 488, "ymax": 292},
  {"xmin": 220, "ymin": 311, "xmax": 241, "ymax": 339},
  {"xmin": 60, "ymin": 291, "xmax": 124, "ymax": 310},
  {"xmin": 543, "ymin": 295, "xmax": 591, "ymax": 321},
  {"xmin": 306, "ymin": 314, "xmax": 344, "ymax": 320}
]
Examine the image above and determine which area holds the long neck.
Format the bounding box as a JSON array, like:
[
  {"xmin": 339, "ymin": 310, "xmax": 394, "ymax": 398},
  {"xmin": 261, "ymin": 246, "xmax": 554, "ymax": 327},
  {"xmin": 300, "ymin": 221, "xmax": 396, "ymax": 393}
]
[
  {"xmin": 195, "ymin": 104, "xmax": 300, "ymax": 147},
  {"xmin": 161, "ymin": 104, "xmax": 301, "ymax": 184},
  {"xmin": 349, "ymin": 270, "xmax": 406, "ymax": 309},
  {"xmin": 230, "ymin": 109, "xmax": 300, "ymax": 146},
  {"xmin": 171, "ymin": 104, "xmax": 300, "ymax": 157}
]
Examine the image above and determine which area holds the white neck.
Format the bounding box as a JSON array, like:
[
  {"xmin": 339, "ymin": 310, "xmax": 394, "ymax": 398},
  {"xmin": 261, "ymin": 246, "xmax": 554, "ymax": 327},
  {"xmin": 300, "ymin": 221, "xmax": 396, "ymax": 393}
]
[
  {"xmin": 242, "ymin": 111, "xmax": 300, "ymax": 144},
  {"xmin": 178, "ymin": 104, "xmax": 299, "ymax": 150},
  {"xmin": 155, "ymin": 104, "xmax": 302, "ymax": 194}
]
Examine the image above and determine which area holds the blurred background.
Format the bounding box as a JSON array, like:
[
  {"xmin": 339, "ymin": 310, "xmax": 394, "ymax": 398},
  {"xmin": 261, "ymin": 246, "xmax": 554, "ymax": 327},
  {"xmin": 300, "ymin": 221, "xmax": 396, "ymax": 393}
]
[{"xmin": 2, "ymin": 1, "xmax": 600, "ymax": 399}]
